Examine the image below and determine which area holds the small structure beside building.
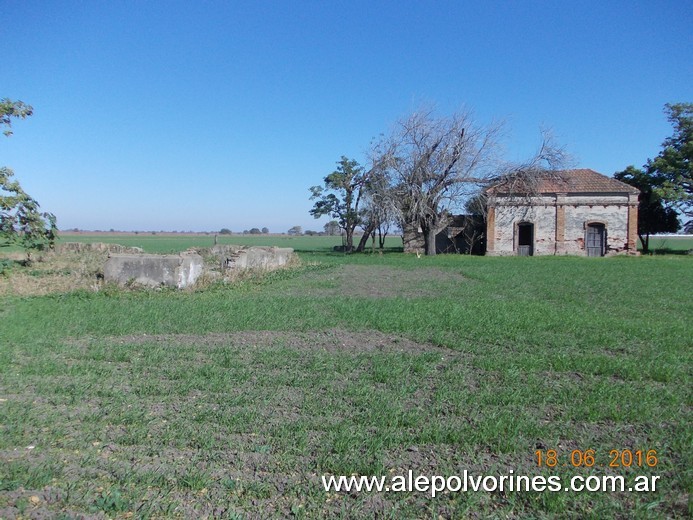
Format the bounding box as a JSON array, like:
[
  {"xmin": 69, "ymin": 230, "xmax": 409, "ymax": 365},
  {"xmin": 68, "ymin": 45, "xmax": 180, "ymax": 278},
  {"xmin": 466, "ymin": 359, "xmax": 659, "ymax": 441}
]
[
  {"xmin": 402, "ymin": 215, "xmax": 486, "ymax": 255},
  {"xmin": 485, "ymin": 169, "xmax": 639, "ymax": 256}
]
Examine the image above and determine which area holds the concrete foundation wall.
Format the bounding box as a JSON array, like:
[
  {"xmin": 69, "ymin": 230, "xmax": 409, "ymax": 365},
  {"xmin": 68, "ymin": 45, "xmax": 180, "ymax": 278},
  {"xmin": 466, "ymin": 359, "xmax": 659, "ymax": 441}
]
[
  {"xmin": 104, "ymin": 253, "xmax": 204, "ymax": 288},
  {"xmin": 57, "ymin": 242, "xmax": 144, "ymax": 254},
  {"xmin": 216, "ymin": 246, "xmax": 295, "ymax": 270}
]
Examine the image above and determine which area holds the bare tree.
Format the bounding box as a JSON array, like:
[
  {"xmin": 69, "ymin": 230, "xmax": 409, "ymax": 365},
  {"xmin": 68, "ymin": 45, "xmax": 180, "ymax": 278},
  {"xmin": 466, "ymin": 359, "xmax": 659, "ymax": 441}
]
[
  {"xmin": 315, "ymin": 111, "xmax": 569, "ymax": 256},
  {"xmin": 373, "ymin": 107, "xmax": 501, "ymax": 255},
  {"xmin": 486, "ymin": 128, "xmax": 572, "ymax": 200}
]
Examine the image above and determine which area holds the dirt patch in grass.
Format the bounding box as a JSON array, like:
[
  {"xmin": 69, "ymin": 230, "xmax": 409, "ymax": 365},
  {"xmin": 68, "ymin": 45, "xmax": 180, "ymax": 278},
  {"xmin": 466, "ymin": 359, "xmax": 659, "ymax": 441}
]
[
  {"xmin": 280, "ymin": 264, "xmax": 466, "ymax": 298},
  {"xmin": 76, "ymin": 328, "xmax": 455, "ymax": 355}
]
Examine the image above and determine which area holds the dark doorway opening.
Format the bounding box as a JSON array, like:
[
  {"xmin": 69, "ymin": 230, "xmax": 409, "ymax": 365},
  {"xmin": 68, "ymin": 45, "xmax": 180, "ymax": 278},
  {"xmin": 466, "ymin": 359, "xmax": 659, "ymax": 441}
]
[
  {"xmin": 517, "ymin": 222, "xmax": 534, "ymax": 256},
  {"xmin": 586, "ymin": 223, "xmax": 606, "ymax": 257}
]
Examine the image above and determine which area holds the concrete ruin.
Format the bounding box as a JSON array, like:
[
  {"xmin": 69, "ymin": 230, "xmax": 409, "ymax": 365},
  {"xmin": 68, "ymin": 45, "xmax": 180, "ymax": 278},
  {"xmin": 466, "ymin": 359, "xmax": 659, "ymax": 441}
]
[
  {"xmin": 104, "ymin": 253, "xmax": 204, "ymax": 288},
  {"xmin": 57, "ymin": 242, "xmax": 144, "ymax": 254},
  {"xmin": 211, "ymin": 245, "xmax": 295, "ymax": 270},
  {"xmin": 100, "ymin": 245, "xmax": 294, "ymax": 290}
]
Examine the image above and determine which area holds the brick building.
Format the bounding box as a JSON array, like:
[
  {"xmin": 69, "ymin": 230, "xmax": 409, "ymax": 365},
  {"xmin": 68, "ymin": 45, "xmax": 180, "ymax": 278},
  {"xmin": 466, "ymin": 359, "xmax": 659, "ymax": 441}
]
[{"xmin": 485, "ymin": 169, "xmax": 639, "ymax": 256}]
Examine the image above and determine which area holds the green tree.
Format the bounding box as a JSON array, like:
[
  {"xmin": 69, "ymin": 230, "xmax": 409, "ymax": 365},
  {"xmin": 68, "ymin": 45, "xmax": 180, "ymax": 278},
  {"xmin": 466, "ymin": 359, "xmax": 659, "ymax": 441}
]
[
  {"xmin": 287, "ymin": 225, "xmax": 302, "ymax": 235},
  {"xmin": 1, "ymin": 98, "xmax": 32, "ymax": 136},
  {"xmin": 647, "ymin": 103, "xmax": 692, "ymax": 228},
  {"xmin": 323, "ymin": 220, "xmax": 340, "ymax": 236},
  {"xmin": 614, "ymin": 166, "xmax": 679, "ymax": 253},
  {"xmin": 309, "ymin": 157, "xmax": 368, "ymax": 252},
  {"xmin": 1, "ymin": 99, "xmax": 57, "ymax": 256}
]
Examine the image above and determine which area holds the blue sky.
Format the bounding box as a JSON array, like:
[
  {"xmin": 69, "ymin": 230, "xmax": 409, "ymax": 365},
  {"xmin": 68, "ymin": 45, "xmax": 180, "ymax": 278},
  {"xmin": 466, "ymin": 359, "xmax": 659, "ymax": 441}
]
[{"xmin": 2, "ymin": 0, "xmax": 692, "ymax": 232}]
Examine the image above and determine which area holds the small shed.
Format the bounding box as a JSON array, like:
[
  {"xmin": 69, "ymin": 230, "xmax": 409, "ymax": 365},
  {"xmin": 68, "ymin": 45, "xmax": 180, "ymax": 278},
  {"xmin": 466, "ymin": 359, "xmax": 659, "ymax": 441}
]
[
  {"xmin": 485, "ymin": 169, "xmax": 639, "ymax": 256},
  {"xmin": 402, "ymin": 214, "xmax": 486, "ymax": 255}
]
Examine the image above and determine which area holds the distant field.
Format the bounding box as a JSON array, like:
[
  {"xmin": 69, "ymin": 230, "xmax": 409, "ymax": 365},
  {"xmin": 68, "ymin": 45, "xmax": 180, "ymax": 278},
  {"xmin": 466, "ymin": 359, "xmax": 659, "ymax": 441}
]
[
  {"xmin": 0, "ymin": 245, "xmax": 691, "ymax": 517},
  {"xmin": 55, "ymin": 232, "xmax": 404, "ymax": 254},
  {"xmin": 640, "ymin": 235, "xmax": 693, "ymax": 252},
  {"xmin": 3, "ymin": 231, "xmax": 691, "ymax": 255}
]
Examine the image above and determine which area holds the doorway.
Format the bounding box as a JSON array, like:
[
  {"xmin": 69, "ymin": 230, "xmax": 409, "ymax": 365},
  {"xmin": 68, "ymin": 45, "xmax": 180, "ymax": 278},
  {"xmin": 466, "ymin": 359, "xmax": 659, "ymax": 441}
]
[
  {"xmin": 586, "ymin": 223, "xmax": 606, "ymax": 257},
  {"xmin": 517, "ymin": 222, "xmax": 534, "ymax": 256}
]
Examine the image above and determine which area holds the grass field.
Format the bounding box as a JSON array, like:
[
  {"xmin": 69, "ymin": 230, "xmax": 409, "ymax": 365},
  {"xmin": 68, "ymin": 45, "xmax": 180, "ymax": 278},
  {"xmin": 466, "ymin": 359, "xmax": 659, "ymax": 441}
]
[
  {"xmin": 0, "ymin": 239, "xmax": 691, "ymax": 518},
  {"xmin": 5, "ymin": 231, "xmax": 690, "ymax": 254},
  {"xmin": 53, "ymin": 231, "xmax": 693, "ymax": 254},
  {"xmin": 639, "ymin": 235, "xmax": 693, "ymax": 253},
  {"xmin": 53, "ymin": 233, "xmax": 405, "ymax": 254}
]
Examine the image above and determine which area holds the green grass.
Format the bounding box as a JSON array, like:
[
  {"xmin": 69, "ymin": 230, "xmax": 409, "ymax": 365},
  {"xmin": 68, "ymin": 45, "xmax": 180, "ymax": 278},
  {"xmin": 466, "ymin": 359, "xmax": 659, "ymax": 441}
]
[
  {"xmin": 0, "ymin": 252, "xmax": 691, "ymax": 518},
  {"xmin": 5, "ymin": 230, "xmax": 692, "ymax": 255},
  {"xmin": 640, "ymin": 235, "xmax": 693, "ymax": 253},
  {"xmin": 51, "ymin": 230, "xmax": 693, "ymax": 254}
]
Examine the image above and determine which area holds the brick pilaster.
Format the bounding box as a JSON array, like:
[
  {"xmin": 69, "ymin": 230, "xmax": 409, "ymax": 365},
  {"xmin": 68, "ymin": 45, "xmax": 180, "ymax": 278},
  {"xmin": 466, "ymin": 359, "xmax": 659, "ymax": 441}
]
[
  {"xmin": 555, "ymin": 193, "xmax": 566, "ymax": 255},
  {"xmin": 486, "ymin": 205, "xmax": 495, "ymax": 254},
  {"xmin": 627, "ymin": 200, "xmax": 639, "ymax": 253}
]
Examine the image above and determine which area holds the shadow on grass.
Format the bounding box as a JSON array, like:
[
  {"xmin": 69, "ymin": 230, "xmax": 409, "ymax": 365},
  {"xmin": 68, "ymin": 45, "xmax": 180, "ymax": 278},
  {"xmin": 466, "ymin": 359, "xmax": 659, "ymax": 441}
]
[
  {"xmin": 643, "ymin": 248, "xmax": 693, "ymax": 255},
  {"xmin": 291, "ymin": 246, "xmax": 404, "ymax": 255}
]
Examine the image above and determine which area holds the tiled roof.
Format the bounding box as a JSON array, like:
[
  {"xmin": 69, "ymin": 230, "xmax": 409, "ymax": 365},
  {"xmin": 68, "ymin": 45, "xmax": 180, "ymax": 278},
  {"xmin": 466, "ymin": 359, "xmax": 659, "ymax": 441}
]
[{"xmin": 488, "ymin": 169, "xmax": 640, "ymax": 195}]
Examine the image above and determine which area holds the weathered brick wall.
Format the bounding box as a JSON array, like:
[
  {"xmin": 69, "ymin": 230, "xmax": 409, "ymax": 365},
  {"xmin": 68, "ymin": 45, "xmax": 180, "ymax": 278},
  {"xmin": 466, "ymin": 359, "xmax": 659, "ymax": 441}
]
[
  {"xmin": 563, "ymin": 203, "xmax": 630, "ymax": 254},
  {"xmin": 490, "ymin": 196, "xmax": 557, "ymax": 255},
  {"xmin": 487, "ymin": 193, "xmax": 635, "ymax": 256}
]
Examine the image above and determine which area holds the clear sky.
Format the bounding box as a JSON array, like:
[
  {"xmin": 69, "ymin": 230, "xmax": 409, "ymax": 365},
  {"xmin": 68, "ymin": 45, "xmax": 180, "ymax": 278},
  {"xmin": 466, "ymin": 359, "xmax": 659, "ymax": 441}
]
[{"xmin": 2, "ymin": 0, "xmax": 692, "ymax": 232}]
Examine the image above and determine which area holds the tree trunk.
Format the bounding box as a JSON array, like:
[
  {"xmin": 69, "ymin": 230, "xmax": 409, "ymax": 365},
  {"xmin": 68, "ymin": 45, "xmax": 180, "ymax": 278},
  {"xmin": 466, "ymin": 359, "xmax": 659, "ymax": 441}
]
[
  {"xmin": 355, "ymin": 222, "xmax": 375, "ymax": 252},
  {"xmin": 345, "ymin": 226, "xmax": 355, "ymax": 252},
  {"xmin": 423, "ymin": 225, "xmax": 437, "ymax": 256},
  {"xmin": 639, "ymin": 233, "xmax": 649, "ymax": 254}
]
